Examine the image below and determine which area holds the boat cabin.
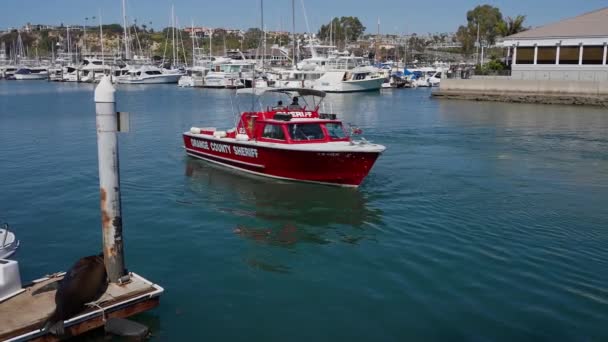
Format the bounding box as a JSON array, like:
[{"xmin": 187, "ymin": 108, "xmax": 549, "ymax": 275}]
[
  {"xmin": 191, "ymin": 88, "xmax": 351, "ymax": 144},
  {"xmin": 235, "ymin": 109, "xmax": 349, "ymax": 144}
]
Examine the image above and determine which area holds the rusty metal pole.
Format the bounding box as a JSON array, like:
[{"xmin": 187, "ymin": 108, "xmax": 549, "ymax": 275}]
[{"xmin": 94, "ymin": 76, "xmax": 126, "ymax": 282}]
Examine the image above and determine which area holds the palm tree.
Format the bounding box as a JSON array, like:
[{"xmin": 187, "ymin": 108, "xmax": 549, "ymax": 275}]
[{"xmin": 497, "ymin": 15, "xmax": 527, "ymax": 37}]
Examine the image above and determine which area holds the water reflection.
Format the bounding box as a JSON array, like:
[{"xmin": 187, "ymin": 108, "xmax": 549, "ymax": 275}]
[{"xmin": 184, "ymin": 159, "xmax": 382, "ymax": 247}]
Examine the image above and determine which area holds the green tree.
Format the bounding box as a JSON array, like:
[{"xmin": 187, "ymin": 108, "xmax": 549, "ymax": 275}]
[
  {"xmin": 318, "ymin": 16, "xmax": 365, "ymax": 44},
  {"xmin": 466, "ymin": 4, "xmax": 503, "ymax": 45},
  {"xmin": 243, "ymin": 28, "xmax": 262, "ymax": 49},
  {"xmin": 497, "ymin": 15, "xmax": 527, "ymax": 37},
  {"xmin": 456, "ymin": 25, "xmax": 475, "ymax": 55},
  {"xmin": 455, "ymin": 4, "xmax": 504, "ymax": 55}
]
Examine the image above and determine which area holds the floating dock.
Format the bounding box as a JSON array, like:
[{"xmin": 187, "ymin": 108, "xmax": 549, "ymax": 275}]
[{"xmin": 0, "ymin": 273, "xmax": 163, "ymax": 341}]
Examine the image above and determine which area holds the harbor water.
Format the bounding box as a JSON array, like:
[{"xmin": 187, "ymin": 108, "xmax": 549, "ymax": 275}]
[{"xmin": 1, "ymin": 81, "xmax": 607, "ymax": 340}]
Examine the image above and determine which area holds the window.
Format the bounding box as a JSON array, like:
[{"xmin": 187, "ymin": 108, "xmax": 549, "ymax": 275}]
[
  {"xmin": 515, "ymin": 47, "xmax": 534, "ymax": 64},
  {"xmin": 288, "ymin": 124, "xmax": 324, "ymax": 141},
  {"xmin": 537, "ymin": 47, "xmax": 556, "ymax": 64},
  {"xmin": 353, "ymin": 73, "xmax": 367, "ymax": 80},
  {"xmin": 262, "ymin": 124, "xmax": 285, "ymax": 140},
  {"xmin": 559, "ymin": 46, "xmax": 579, "ymax": 64},
  {"xmin": 326, "ymin": 123, "xmax": 346, "ymax": 139},
  {"xmin": 582, "ymin": 46, "xmax": 604, "ymax": 65}
]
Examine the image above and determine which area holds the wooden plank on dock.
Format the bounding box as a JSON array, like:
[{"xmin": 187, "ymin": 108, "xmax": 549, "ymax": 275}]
[{"xmin": 0, "ymin": 272, "xmax": 163, "ymax": 341}]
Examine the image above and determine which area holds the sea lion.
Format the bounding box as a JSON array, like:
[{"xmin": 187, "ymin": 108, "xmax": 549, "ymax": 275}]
[{"xmin": 43, "ymin": 253, "xmax": 108, "ymax": 336}]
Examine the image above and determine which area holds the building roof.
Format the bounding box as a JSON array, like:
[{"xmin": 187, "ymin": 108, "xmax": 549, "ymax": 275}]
[{"xmin": 507, "ymin": 7, "xmax": 608, "ymax": 39}]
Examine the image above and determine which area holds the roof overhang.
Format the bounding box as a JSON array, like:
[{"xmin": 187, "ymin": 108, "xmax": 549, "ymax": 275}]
[{"xmin": 501, "ymin": 37, "xmax": 608, "ymax": 47}]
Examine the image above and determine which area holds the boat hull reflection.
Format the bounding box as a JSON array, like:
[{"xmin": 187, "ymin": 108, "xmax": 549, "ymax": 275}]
[{"xmin": 185, "ymin": 159, "xmax": 382, "ymax": 234}]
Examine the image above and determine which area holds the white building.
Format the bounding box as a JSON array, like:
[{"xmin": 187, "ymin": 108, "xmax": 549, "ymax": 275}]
[{"xmin": 501, "ymin": 8, "xmax": 608, "ymax": 81}]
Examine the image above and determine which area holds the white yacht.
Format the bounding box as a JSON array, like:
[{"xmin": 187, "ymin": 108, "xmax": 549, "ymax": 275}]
[
  {"xmin": 116, "ymin": 65, "xmax": 182, "ymax": 84},
  {"xmin": 203, "ymin": 61, "xmax": 254, "ymax": 89},
  {"xmin": 312, "ymin": 57, "xmax": 384, "ymax": 93},
  {"xmin": 275, "ymin": 68, "xmax": 324, "ymax": 88},
  {"xmin": 79, "ymin": 58, "xmax": 110, "ymax": 83}
]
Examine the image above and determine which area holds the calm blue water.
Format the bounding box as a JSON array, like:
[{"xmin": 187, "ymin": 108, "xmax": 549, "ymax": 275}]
[{"xmin": 1, "ymin": 81, "xmax": 608, "ymax": 341}]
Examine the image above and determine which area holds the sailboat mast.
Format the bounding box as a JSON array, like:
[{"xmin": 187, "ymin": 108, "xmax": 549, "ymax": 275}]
[
  {"xmin": 172, "ymin": 5, "xmax": 177, "ymax": 67},
  {"xmin": 291, "ymin": 0, "xmax": 296, "ymax": 68},
  {"xmin": 329, "ymin": 18, "xmax": 332, "ymax": 47},
  {"xmin": 99, "ymin": 11, "xmax": 105, "ymax": 66},
  {"xmin": 191, "ymin": 20, "xmax": 195, "ymax": 67},
  {"xmin": 122, "ymin": 0, "xmax": 129, "ymax": 60},
  {"xmin": 261, "ymin": 0, "xmax": 265, "ymax": 69},
  {"xmin": 66, "ymin": 26, "xmax": 70, "ymax": 62},
  {"xmin": 375, "ymin": 17, "xmax": 380, "ymax": 63}
]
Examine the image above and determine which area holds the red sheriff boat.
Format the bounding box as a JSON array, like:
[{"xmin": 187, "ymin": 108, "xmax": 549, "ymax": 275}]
[{"xmin": 182, "ymin": 88, "xmax": 386, "ymax": 187}]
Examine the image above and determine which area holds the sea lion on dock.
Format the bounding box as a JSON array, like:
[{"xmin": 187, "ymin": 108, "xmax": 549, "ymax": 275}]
[{"xmin": 43, "ymin": 253, "xmax": 108, "ymax": 336}]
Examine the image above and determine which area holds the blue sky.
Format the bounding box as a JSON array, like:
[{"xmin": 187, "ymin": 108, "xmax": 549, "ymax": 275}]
[{"xmin": 1, "ymin": 0, "xmax": 606, "ymax": 34}]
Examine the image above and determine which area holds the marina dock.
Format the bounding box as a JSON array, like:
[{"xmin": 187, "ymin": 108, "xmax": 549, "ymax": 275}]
[{"xmin": 0, "ymin": 273, "xmax": 162, "ymax": 341}]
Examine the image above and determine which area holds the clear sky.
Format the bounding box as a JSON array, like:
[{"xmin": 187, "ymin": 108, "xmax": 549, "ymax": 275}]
[{"xmin": 1, "ymin": 0, "xmax": 606, "ymax": 34}]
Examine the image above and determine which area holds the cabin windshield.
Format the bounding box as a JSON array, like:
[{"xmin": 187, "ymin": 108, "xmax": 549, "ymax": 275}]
[
  {"xmin": 325, "ymin": 123, "xmax": 346, "ymax": 139},
  {"xmin": 262, "ymin": 124, "xmax": 286, "ymax": 140},
  {"xmin": 288, "ymin": 123, "xmax": 324, "ymax": 141}
]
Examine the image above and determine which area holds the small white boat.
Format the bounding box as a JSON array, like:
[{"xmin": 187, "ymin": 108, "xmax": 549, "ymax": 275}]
[
  {"xmin": 0, "ymin": 223, "xmax": 19, "ymax": 259},
  {"xmin": 12, "ymin": 67, "xmax": 48, "ymax": 80}
]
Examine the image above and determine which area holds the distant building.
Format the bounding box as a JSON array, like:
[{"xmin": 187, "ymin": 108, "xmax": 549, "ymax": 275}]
[
  {"xmin": 501, "ymin": 7, "xmax": 608, "ymax": 81},
  {"xmin": 184, "ymin": 26, "xmax": 244, "ymax": 38},
  {"xmin": 184, "ymin": 26, "xmax": 213, "ymax": 38}
]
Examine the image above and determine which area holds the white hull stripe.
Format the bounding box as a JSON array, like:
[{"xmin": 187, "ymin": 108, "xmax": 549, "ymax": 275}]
[
  {"xmin": 185, "ymin": 148, "xmax": 265, "ymax": 168},
  {"xmin": 186, "ymin": 152, "xmax": 358, "ymax": 188}
]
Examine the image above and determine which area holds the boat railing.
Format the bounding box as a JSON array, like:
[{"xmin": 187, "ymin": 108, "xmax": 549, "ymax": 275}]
[{"xmin": 1, "ymin": 223, "xmax": 10, "ymax": 248}]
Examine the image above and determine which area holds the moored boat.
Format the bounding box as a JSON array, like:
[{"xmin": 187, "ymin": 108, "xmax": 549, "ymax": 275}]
[
  {"xmin": 183, "ymin": 88, "xmax": 385, "ymax": 187},
  {"xmin": 12, "ymin": 67, "xmax": 48, "ymax": 80},
  {"xmin": 0, "ymin": 223, "xmax": 19, "ymax": 259},
  {"xmin": 117, "ymin": 65, "xmax": 182, "ymax": 84}
]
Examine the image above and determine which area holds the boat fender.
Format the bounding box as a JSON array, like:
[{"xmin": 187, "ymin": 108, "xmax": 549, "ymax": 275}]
[
  {"xmin": 104, "ymin": 317, "xmax": 149, "ymax": 338},
  {"xmin": 236, "ymin": 134, "xmax": 250, "ymax": 141},
  {"xmin": 190, "ymin": 127, "xmax": 201, "ymax": 134},
  {"xmin": 213, "ymin": 131, "xmax": 227, "ymax": 138}
]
